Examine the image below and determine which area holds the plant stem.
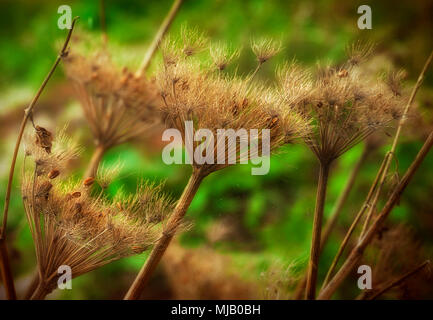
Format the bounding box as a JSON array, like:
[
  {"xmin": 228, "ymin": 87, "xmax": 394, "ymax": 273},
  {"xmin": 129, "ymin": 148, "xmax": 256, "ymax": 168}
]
[
  {"xmin": 359, "ymin": 49, "xmax": 433, "ymax": 238},
  {"xmin": 318, "ymin": 131, "xmax": 433, "ymax": 300},
  {"xmin": 84, "ymin": 144, "xmax": 107, "ymax": 178},
  {"xmin": 293, "ymin": 146, "xmax": 369, "ymax": 299},
  {"xmin": 321, "ymin": 146, "xmax": 370, "ymax": 246},
  {"xmin": 369, "ymin": 260, "xmax": 430, "ymax": 300},
  {"xmin": 124, "ymin": 168, "xmax": 205, "ymax": 300},
  {"xmin": 135, "ymin": 0, "xmax": 184, "ymax": 77},
  {"xmin": 30, "ymin": 282, "xmax": 51, "ymax": 300},
  {"xmin": 99, "ymin": 0, "xmax": 108, "ymax": 46},
  {"xmin": 305, "ymin": 161, "xmax": 330, "ymax": 299},
  {"xmin": 23, "ymin": 272, "xmax": 40, "ymax": 300},
  {"xmin": 0, "ymin": 17, "xmax": 79, "ymax": 300}
]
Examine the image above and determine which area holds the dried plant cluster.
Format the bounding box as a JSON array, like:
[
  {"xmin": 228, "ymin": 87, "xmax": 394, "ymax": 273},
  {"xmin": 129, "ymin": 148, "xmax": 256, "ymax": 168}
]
[
  {"xmin": 278, "ymin": 48, "xmax": 405, "ymax": 164},
  {"xmin": 156, "ymin": 39, "xmax": 310, "ymax": 176},
  {"xmin": 21, "ymin": 128, "xmax": 172, "ymax": 298},
  {"xmin": 63, "ymin": 52, "xmax": 160, "ymax": 150}
]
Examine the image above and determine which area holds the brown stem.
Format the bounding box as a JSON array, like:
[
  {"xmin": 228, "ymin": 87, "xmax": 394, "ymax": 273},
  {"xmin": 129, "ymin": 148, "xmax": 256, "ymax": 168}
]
[
  {"xmin": 318, "ymin": 131, "xmax": 433, "ymax": 299},
  {"xmin": 124, "ymin": 168, "xmax": 205, "ymax": 300},
  {"xmin": 84, "ymin": 144, "xmax": 107, "ymax": 179},
  {"xmin": 23, "ymin": 272, "xmax": 40, "ymax": 300},
  {"xmin": 135, "ymin": 0, "xmax": 184, "ymax": 77},
  {"xmin": 359, "ymin": 49, "xmax": 433, "ymax": 238},
  {"xmin": 321, "ymin": 146, "xmax": 370, "ymax": 246},
  {"xmin": 369, "ymin": 260, "xmax": 430, "ymax": 300},
  {"xmin": 99, "ymin": 0, "xmax": 108, "ymax": 46},
  {"xmin": 30, "ymin": 282, "xmax": 51, "ymax": 300},
  {"xmin": 0, "ymin": 17, "xmax": 79, "ymax": 300},
  {"xmin": 321, "ymin": 151, "xmax": 389, "ymax": 288},
  {"xmin": 305, "ymin": 161, "xmax": 330, "ymax": 299},
  {"xmin": 293, "ymin": 146, "xmax": 369, "ymax": 299}
]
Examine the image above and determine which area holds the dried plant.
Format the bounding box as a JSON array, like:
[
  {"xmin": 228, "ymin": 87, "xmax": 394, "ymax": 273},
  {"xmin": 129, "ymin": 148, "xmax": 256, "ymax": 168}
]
[
  {"xmin": 210, "ymin": 43, "xmax": 241, "ymax": 71},
  {"xmin": 124, "ymin": 38, "xmax": 309, "ymax": 299},
  {"xmin": 63, "ymin": 52, "xmax": 161, "ymax": 178},
  {"xmin": 278, "ymin": 46, "xmax": 405, "ymax": 298},
  {"xmin": 22, "ymin": 128, "xmax": 172, "ymax": 299}
]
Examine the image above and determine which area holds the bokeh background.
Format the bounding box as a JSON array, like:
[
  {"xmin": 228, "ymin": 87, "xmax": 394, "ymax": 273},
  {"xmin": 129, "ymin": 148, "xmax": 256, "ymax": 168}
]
[{"xmin": 1, "ymin": 0, "xmax": 433, "ymax": 299}]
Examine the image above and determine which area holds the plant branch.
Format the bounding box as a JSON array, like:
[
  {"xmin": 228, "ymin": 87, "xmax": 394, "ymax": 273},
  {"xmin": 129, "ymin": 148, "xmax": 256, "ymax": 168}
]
[
  {"xmin": 83, "ymin": 144, "xmax": 107, "ymax": 178},
  {"xmin": 0, "ymin": 17, "xmax": 79, "ymax": 300},
  {"xmin": 135, "ymin": 0, "xmax": 184, "ymax": 77},
  {"xmin": 369, "ymin": 260, "xmax": 430, "ymax": 300},
  {"xmin": 124, "ymin": 168, "xmax": 205, "ymax": 300},
  {"xmin": 359, "ymin": 49, "xmax": 433, "ymax": 238},
  {"xmin": 305, "ymin": 161, "xmax": 330, "ymax": 299},
  {"xmin": 318, "ymin": 131, "xmax": 433, "ymax": 299}
]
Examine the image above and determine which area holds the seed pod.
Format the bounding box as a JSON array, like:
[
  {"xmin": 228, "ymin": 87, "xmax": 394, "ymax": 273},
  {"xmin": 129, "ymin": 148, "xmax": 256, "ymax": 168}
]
[
  {"xmin": 48, "ymin": 169, "xmax": 60, "ymax": 179},
  {"xmin": 337, "ymin": 69, "xmax": 348, "ymax": 78},
  {"xmin": 83, "ymin": 177, "xmax": 95, "ymax": 187},
  {"xmin": 35, "ymin": 126, "xmax": 53, "ymax": 154},
  {"xmin": 71, "ymin": 191, "xmax": 81, "ymax": 198}
]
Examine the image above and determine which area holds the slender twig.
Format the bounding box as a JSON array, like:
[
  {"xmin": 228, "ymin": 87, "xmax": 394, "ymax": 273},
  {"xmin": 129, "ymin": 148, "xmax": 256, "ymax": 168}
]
[
  {"xmin": 124, "ymin": 168, "xmax": 206, "ymax": 299},
  {"xmin": 99, "ymin": 0, "xmax": 108, "ymax": 46},
  {"xmin": 293, "ymin": 145, "xmax": 369, "ymax": 299},
  {"xmin": 359, "ymin": 49, "xmax": 433, "ymax": 238},
  {"xmin": 318, "ymin": 131, "xmax": 433, "ymax": 299},
  {"xmin": 83, "ymin": 144, "xmax": 107, "ymax": 178},
  {"xmin": 0, "ymin": 17, "xmax": 79, "ymax": 300},
  {"xmin": 135, "ymin": 0, "xmax": 184, "ymax": 77},
  {"xmin": 368, "ymin": 260, "xmax": 430, "ymax": 300},
  {"xmin": 321, "ymin": 50, "xmax": 433, "ymax": 289},
  {"xmin": 23, "ymin": 272, "xmax": 40, "ymax": 300},
  {"xmin": 305, "ymin": 161, "xmax": 331, "ymax": 299}
]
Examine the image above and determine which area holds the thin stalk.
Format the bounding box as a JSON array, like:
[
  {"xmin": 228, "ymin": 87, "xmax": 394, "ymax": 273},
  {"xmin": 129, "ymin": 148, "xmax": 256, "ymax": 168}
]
[
  {"xmin": 30, "ymin": 282, "xmax": 51, "ymax": 300},
  {"xmin": 318, "ymin": 131, "xmax": 433, "ymax": 299},
  {"xmin": 321, "ymin": 153, "xmax": 388, "ymax": 287},
  {"xmin": 135, "ymin": 0, "xmax": 184, "ymax": 77},
  {"xmin": 293, "ymin": 146, "xmax": 369, "ymax": 299},
  {"xmin": 305, "ymin": 161, "xmax": 330, "ymax": 299},
  {"xmin": 359, "ymin": 49, "xmax": 433, "ymax": 238},
  {"xmin": 368, "ymin": 260, "xmax": 430, "ymax": 300},
  {"xmin": 23, "ymin": 272, "xmax": 40, "ymax": 300},
  {"xmin": 124, "ymin": 168, "xmax": 206, "ymax": 300},
  {"xmin": 0, "ymin": 17, "xmax": 79, "ymax": 300},
  {"xmin": 99, "ymin": 0, "xmax": 108, "ymax": 46},
  {"xmin": 83, "ymin": 144, "xmax": 107, "ymax": 178}
]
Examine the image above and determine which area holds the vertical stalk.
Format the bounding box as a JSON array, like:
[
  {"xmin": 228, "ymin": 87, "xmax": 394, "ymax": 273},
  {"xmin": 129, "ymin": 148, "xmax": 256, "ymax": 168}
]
[
  {"xmin": 124, "ymin": 168, "xmax": 205, "ymax": 300},
  {"xmin": 30, "ymin": 282, "xmax": 51, "ymax": 300},
  {"xmin": 0, "ymin": 18, "xmax": 79, "ymax": 300},
  {"xmin": 293, "ymin": 146, "xmax": 369, "ymax": 299},
  {"xmin": 305, "ymin": 161, "xmax": 330, "ymax": 299},
  {"xmin": 84, "ymin": 144, "xmax": 106, "ymax": 178},
  {"xmin": 318, "ymin": 131, "xmax": 433, "ymax": 299},
  {"xmin": 23, "ymin": 272, "xmax": 40, "ymax": 300},
  {"xmin": 135, "ymin": 0, "xmax": 184, "ymax": 77}
]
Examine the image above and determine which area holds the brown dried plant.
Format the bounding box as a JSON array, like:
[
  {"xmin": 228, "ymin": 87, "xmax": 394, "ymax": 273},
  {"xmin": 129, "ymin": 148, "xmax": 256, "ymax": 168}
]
[
  {"xmin": 22, "ymin": 128, "xmax": 172, "ymax": 299},
  {"xmin": 63, "ymin": 52, "xmax": 160, "ymax": 178},
  {"xmin": 278, "ymin": 46, "xmax": 405, "ymax": 299},
  {"xmin": 124, "ymin": 37, "xmax": 310, "ymax": 299}
]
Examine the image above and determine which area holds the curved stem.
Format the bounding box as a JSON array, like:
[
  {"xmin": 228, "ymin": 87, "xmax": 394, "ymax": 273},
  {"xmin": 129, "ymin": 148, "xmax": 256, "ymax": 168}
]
[
  {"xmin": 135, "ymin": 0, "xmax": 184, "ymax": 77},
  {"xmin": 0, "ymin": 17, "xmax": 79, "ymax": 300},
  {"xmin": 84, "ymin": 144, "xmax": 107, "ymax": 179},
  {"xmin": 318, "ymin": 131, "xmax": 433, "ymax": 300},
  {"xmin": 124, "ymin": 169, "xmax": 205, "ymax": 300},
  {"xmin": 305, "ymin": 161, "xmax": 330, "ymax": 299}
]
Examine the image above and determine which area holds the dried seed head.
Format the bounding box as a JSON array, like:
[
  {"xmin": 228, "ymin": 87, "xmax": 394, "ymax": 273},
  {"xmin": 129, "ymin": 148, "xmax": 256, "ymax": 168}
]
[
  {"xmin": 210, "ymin": 43, "xmax": 240, "ymax": 71},
  {"xmin": 251, "ymin": 39, "xmax": 282, "ymax": 64},
  {"xmin": 181, "ymin": 25, "xmax": 208, "ymax": 57}
]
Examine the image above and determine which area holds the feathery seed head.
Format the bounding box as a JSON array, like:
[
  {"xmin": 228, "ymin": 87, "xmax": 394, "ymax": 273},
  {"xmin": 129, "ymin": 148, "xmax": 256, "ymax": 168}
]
[{"xmin": 251, "ymin": 39, "xmax": 282, "ymax": 64}]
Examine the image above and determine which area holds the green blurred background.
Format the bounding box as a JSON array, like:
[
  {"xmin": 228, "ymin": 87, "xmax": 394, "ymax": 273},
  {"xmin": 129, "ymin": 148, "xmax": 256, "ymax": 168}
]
[{"xmin": 1, "ymin": 0, "xmax": 433, "ymax": 299}]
